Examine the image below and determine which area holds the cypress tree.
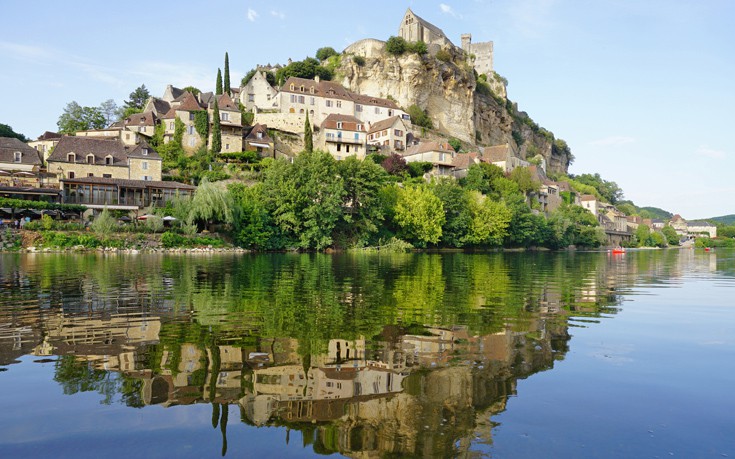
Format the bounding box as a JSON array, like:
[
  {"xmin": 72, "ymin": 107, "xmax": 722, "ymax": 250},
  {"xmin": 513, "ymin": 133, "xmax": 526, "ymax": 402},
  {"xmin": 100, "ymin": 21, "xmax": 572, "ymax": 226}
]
[
  {"xmin": 223, "ymin": 52, "xmax": 231, "ymax": 96},
  {"xmin": 215, "ymin": 68, "xmax": 223, "ymax": 95},
  {"xmin": 212, "ymin": 99, "xmax": 222, "ymax": 153},
  {"xmin": 304, "ymin": 111, "xmax": 313, "ymax": 153}
]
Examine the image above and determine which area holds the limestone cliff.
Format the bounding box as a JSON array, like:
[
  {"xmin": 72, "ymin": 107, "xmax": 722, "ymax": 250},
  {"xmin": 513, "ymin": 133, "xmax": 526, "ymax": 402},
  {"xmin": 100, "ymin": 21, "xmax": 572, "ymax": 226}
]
[{"xmin": 339, "ymin": 39, "xmax": 573, "ymax": 175}]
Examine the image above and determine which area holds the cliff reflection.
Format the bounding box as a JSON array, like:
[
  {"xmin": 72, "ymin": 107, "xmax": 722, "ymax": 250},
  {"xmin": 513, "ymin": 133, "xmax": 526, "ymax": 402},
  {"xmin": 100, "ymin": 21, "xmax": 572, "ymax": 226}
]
[{"xmin": 0, "ymin": 250, "xmax": 725, "ymax": 457}]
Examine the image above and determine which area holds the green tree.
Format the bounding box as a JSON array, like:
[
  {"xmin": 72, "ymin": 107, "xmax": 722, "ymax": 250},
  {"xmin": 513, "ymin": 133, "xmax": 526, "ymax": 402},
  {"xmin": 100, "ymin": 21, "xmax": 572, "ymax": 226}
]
[
  {"xmin": 462, "ymin": 163, "xmax": 504, "ymax": 196},
  {"xmin": 635, "ymin": 224, "xmax": 652, "ymax": 247},
  {"xmin": 432, "ymin": 179, "xmax": 473, "ymax": 247},
  {"xmin": 263, "ymin": 151, "xmax": 345, "ymax": 250},
  {"xmin": 90, "ymin": 208, "xmax": 117, "ymax": 236},
  {"xmin": 407, "ymin": 40, "xmax": 428, "ymax": 55},
  {"xmin": 99, "ymin": 99, "xmax": 121, "ymax": 125},
  {"xmin": 275, "ymin": 58, "xmax": 333, "ymax": 86},
  {"xmin": 448, "ymin": 138, "xmax": 461, "ymax": 152},
  {"xmin": 0, "ymin": 123, "xmax": 27, "ymax": 141},
  {"xmin": 57, "ymin": 101, "xmax": 106, "ymax": 133},
  {"xmin": 394, "ymin": 185, "xmax": 445, "ymax": 247},
  {"xmin": 385, "ymin": 36, "xmax": 407, "ymax": 55},
  {"xmin": 548, "ymin": 204, "xmax": 604, "ymax": 248},
  {"xmin": 381, "ymin": 153, "xmax": 408, "ymax": 176},
  {"xmin": 215, "ymin": 68, "xmax": 223, "ymax": 95},
  {"xmin": 464, "ymin": 191, "xmax": 511, "ymax": 246},
  {"xmin": 503, "ymin": 193, "xmax": 549, "ymax": 247},
  {"xmin": 123, "ymin": 84, "xmax": 150, "ymax": 117},
  {"xmin": 407, "ymin": 104, "xmax": 432, "ymax": 129},
  {"xmin": 662, "ymin": 225, "xmax": 679, "ymax": 246},
  {"xmin": 188, "ymin": 179, "xmax": 235, "ymax": 229},
  {"xmin": 508, "ymin": 166, "xmax": 540, "ymax": 195},
  {"xmin": 336, "ymin": 157, "xmax": 389, "ymax": 246},
  {"xmin": 242, "ymin": 68, "xmax": 276, "ymax": 87},
  {"xmin": 303, "ymin": 111, "xmax": 313, "ymax": 153},
  {"xmin": 211, "ymin": 99, "xmax": 222, "ymax": 153},
  {"xmin": 223, "ymin": 52, "xmax": 231, "ymax": 95},
  {"xmin": 315, "ymin": 47, "xmax": 338, "ymax": 61},
  {"xmin": 183, "ymin": 86, "xmax": 201, "ymax": 96}
]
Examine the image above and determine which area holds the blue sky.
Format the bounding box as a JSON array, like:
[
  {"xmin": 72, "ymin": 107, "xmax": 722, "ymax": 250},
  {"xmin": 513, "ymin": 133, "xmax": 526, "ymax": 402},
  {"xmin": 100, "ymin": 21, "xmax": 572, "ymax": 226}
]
[{"xmin": 1, "ymin": 1, "xmax": 733, "ymax": 219}]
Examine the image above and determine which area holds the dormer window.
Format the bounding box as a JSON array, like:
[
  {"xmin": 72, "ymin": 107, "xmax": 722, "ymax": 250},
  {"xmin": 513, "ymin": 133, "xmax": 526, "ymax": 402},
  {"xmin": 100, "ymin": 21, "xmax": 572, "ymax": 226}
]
[
  {"xmin": 356, "ymin": 124, "xmax": 362, "ymax": 131},
  {"xmin": 142, "ymin": 148, "xmax": 148, "ymax": 156},
  {"xmin": 337, "ymin": 122, "xmax": 343, "ymax": 129},
  {"xmin": 310, "ymin": 87, "xmax": 314, "ymax": 94},
  {"xmin": 13, "ymin": 151, "xmax": 21, "ymax": 163},
  {"xmin": 86, "ymin": 154, "xmax": 95, "ymax": 164},
  {"xmin": 105, "ymin": 155, "xmax": 113, "ymax": 165},
  {"xmin": 290, "ymin": 84, "xmax": 295, "ymax": 91},
  {"xmin": 300, "ymin": 85, "xmax": 304, "ymax": 92},
  {"xmin": 67, "ymin": 153, "xmax": 76, "ymax": 163},
  {"xmin": 257, "ymin": 131, "xmax": 263, "ymax": 139}
]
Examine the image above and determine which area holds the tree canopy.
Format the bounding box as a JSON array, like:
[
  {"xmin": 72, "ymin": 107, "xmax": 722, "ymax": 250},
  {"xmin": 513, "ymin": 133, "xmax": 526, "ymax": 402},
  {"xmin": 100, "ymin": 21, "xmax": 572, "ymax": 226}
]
[
  {"xmin": 0, "ymin": 123, "xmax": 27, "ymax": 141},
  {"xmin": 122, "ymin": 85, "xmax": 150, "ymax": 118},
  {"xmin": 57, "ymin": 101, "xmax": 106, "ymax": 133}
]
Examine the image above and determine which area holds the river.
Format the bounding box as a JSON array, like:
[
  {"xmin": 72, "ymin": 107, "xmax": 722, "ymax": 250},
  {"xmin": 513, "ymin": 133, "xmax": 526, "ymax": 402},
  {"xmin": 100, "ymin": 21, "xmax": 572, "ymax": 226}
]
[{"xmin": 0, "ymin": 250, "xmax": 733, "ymax": 458}]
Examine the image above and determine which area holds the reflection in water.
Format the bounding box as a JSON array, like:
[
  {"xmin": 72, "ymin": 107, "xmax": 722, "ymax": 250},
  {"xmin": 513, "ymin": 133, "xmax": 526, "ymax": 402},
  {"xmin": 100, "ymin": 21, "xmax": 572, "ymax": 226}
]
[{"xmin": 0, "ymin": 250, "xmax": 728, "ymax": 457}]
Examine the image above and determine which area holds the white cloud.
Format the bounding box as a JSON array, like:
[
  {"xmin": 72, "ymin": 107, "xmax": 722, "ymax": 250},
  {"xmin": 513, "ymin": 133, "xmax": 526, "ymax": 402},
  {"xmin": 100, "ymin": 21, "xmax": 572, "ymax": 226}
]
[
  {"xmin": 270, "ymin": 10, "xmax": 285, "ymax": 20},
  {"xmin": 695, "ymin": 145, "xmax": 727, "ymax": 160},
  {"xmin": 439, "ymin": 3, "xmax": 462, "ymax": 18},
  {"xmin": 589, "ymin": 136, "xmax": 635, "ymax": 147},
  {"xmin": 247, "ymin": 8, "xmax": 258, "ymax": 22}
]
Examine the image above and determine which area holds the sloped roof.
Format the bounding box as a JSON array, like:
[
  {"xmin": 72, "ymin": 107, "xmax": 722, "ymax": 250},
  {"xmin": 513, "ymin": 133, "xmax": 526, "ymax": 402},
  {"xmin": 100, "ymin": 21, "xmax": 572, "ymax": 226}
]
[
  {"xmin": 61, "ymin": 176, "xmax": 195, "ymax": 190},
  {"xmin": 482, "ymin": 144, "xmax": 511, "ymax": 162},
  {"xmin": 47, "ymin": 136, "xmax": 160, "ymax": 166},
  {"xmin": 36, "ymin": 131, "xmax": 61, "ymax": 141},
  {"xmin": 211, "ymin": 93, "xmax": 239, "ymax": 111},
  {"xmin": 405, "ymin": 8, "xmax": 448, "ymax": 41},
  {"xmin": 245, "ymin": 124, "xmax": 273, "ymax": 143},
  {"xmin": 147, "ymin": 98, "xmax": 171, "ymax": 116},
  {"xmin": 124, "ymin": 111, "xmax": 157, "ymax": 127},
  {"xmin": 0, "ymin": 137, "xmax": 42, "ymax": 165},
  {"xmin": 687, "ymin": 220, "xmax": 715, "ymax": 227},
  {"xmin": 368, "ymin": 116, "xmax": 401, "ymax": 134},
  {"xmin": 452, "ymin": 152, "xmax": 479, "ymax": 170},
  {"xmin": 321, "ymin": 114, "xmax": 365, "ymax": 131},
  {"xmin": 281, "ymin": 77, "xmax": 400, "ymax": 109},
  {"xmin": 175, "ymin": 92, "xmax": 206, "ymax": 112},
  {"xmin": 403, "ymin": 141, "xmax": 454, "ymax": 157},
  {"xmin": 580, "ymin": 194, "xmax": 597, "ymax": 202}
]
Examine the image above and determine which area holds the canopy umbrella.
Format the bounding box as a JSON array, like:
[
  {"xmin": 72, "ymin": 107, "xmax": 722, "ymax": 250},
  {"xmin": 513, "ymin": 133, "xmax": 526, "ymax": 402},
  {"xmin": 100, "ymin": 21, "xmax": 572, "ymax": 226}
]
[
  {"xmin": 162, "ymin": 216, "xmax": 177, "ymax": 221},
  {"xmin": 0, "ymin": 170, "xmax": 10, "ymax": 176},
  {"xmin": 118, "ymin": 215, "xmax": 132, "ymax": 222},
  {"xmin": 12, "ymin": 171, "xmax": 35, "ymax": 177},
  {"xmin": 137, "ymin": 214, "xmax": 155, "ymax": 220}
]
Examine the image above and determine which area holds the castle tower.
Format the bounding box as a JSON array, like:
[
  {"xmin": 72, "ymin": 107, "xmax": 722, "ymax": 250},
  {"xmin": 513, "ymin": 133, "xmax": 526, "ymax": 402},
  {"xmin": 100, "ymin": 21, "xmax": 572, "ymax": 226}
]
[{"xmin": 461, "ymin": 34, "xmax": 472, "ymax": 52}]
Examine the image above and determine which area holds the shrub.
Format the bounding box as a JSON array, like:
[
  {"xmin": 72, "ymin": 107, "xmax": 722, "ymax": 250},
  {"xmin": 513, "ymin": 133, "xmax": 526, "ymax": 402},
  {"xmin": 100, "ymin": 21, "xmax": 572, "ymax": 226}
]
[
  {"xmin": 161, "ymin": 231, "xmax": 185, "ymax": 248},
  {"xmin": 407, "ymin": 40, "xmax": 427, "ymax": 55},
  {"xmin": 385, "ymin": 36, "xmax": 407, "ymax": 55},
  {"xmin": 352, "ymin": 55, "xmax": 365, "ymax": 66},
  {"xmin": 408, "ymin": 161, "xmax": 434, "ymax": 177},
  {"xmin": 407, "ymin": 105, "xmax": 433, "ymax": 129},
  {"xmin": 315, "ymin": 47, "xmax": 338, "ymax": 61},
  {"xmin": 145, "ymin": 215, "xmax": 164, "ymax": 233},
  {"xmin": 90, "ymin": 208, "xmax": 117, "ymax": 236},
  {"xmin": 448, "ymin": 138, "xmax": 461, "ymax": 152},
  {"xmin": 436, "ymin": 49, "xmax": 452, "ymax": 62}
]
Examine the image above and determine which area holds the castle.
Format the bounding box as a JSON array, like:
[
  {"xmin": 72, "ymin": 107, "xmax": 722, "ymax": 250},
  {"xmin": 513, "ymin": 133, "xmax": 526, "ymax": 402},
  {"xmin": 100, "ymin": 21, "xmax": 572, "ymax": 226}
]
[{"xmin": 398, "ymin": 8, "xmax": 494, "ymax": 76}]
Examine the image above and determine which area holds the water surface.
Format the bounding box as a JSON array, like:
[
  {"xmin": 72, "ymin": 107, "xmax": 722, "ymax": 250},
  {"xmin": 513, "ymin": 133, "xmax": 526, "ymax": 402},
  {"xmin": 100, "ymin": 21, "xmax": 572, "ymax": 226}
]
[{"xmin": 0, "ymin": 250, "xmax": 733, "ymax": 458}]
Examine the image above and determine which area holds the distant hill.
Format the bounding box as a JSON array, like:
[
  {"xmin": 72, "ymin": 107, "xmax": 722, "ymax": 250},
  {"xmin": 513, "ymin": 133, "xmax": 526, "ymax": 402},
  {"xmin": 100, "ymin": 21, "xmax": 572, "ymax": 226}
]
[
  {"xmin": 709, "ymin": 215, "xmax": 735, "ymax": 225},
  {"xmin": 638, "ymin": 207, "xmax": 673, "ymax": 220}
]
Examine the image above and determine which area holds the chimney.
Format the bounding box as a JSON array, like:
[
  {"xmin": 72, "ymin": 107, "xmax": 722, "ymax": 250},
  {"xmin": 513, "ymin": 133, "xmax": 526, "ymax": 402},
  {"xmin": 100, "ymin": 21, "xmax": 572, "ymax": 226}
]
[{"xmin": 314, "ymin": 75, "xmax": 320, "ymax": 83}]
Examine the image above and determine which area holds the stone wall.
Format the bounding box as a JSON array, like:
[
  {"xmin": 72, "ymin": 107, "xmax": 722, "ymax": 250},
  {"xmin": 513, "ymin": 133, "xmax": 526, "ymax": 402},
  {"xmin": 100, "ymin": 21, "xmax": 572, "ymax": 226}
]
[{"xmin": 254, "ymin": 112, "xmax": 306, "ymax": 135}]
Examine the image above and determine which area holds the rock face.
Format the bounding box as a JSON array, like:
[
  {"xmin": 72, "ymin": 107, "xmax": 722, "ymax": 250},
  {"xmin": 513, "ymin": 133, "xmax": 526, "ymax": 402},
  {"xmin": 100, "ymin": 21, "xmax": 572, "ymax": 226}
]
[{"xmin": 339, "ymin": 42, "xmax": 572, "ymax": 175}]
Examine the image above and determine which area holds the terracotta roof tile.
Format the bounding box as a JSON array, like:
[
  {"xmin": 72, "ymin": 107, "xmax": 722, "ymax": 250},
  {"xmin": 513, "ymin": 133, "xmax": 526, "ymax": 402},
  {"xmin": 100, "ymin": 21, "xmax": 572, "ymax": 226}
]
[{"xmin": 0, "ymin": 137, "xmax": 42, "ymax": 166}]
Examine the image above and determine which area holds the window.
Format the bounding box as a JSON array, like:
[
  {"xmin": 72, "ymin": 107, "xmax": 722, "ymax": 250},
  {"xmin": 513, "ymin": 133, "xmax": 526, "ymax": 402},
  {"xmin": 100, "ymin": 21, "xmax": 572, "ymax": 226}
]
[
  {"xmin": 103, "ymin": 174, "xmax": 112, "ymax": 178},
  {"xmin": 126, "ymin": 133, "xmax": 130, "ymax": 140},
  {"xmin": 68, "ymin": 171, "xmax": 75, "ymax": 179},
  {"xmin": 142, "ymin": 148, "xmax": 148, "ymax": 155},
  {"xmin": 187, "ymin": 125, "xmax": 194, "ymax": 135},
  {"xmin": 86, "ymin": 154, "xmax": 94, "ymax": 164},
  {"xmin": 336, "ymin": 100, "xmax": 342, "ymax": 108},
  {"xmin": 143, "ymin": 175, "xmax": 153, "ymax": 181},
  {"xmin": 142, "ymin": 161, "xmax": 148, "ymax": 170},
  {"xmin": 248, "ymin": 94, "xmax": 254, "ymax": 102},
  {"xmin": 337, "ymin": 122, "xmax": 343, "ymax": 129},
  {"xmin": 88, "ymin": 173, "xmax": 94, "ymax": 177},
  {"xmin": 300, "ymin": 85, "xmax": 304, "ymax": 92},
  {"xmin": 356, "ymin": 124, "xmax": 362, "ymax": 131},
  {"xmin": 310, "ymin": 97, "xmax": 315, "ymax": 105},
  {"xmin": 225, "ymin": 143, "xmax": 230, "ymax": 150},
  {"xmin": 388, "ymin": 109, "xmax": 393, "ymax": 116},
  {"xmin": 67, "ymin": 153, "xmax": 76, "ymax": 163},
  {"xmin": 289, "ymin": 84, "xmax": 295, "ymax": 90},
  {"xmin": 290, "ymin": 94, "xmax": 297, "ymax": 103},
  {"xmin": 375, "ymin": 107, "xmax": 380, "ymax": 114},
  {"xmin": 309, "ymin": 87, "xmax": 314, "ymax": 94},
  {"xmin": 326, "ymin": 100, "xmax": 333, "ymax": 107},
  {"xmin": 336, "ymin": 143, "xmax": 341, "ymax": 152},
  {"xmin": 355, "ymin": 104, "xmax": 362, "ymax": 112},
  {"xmin": 169, "ymin": 122, "xmax": 174, "ymax": 130},
  {"xmin": 13, "ymin": 151, "xmax": 21, "ymax": 163},
  {"xmin": 139, "ymin": 126, "xmax": 145, "ymax": 133},
  {"xmin": 189, "ymin": 138, "xmax": 195, "ymax": 147},
  {"xmin": 346, "ymin": 145, "xmax": 350, "ymax": 153},
  {"xmin": 221, "ymin": 112, "xmax": 229, "ymax": 121},
  {"xmin": 354, "ymin": 133, "xmax": 359, "ymax": 140},
  {"xmin": 105, "ymin": 156, "xmax": 113, "ymax": 165},
  {"xmin": 394, "ymin": 129, "xmax": 403, "ymax": 136},
  {"xmin": 298, "ymin": 95, "xmax": 305, "ymax": 104},
  {"xmin": 256, "ymin": 131, "xmax": 263, "ymax": 139},
  {"xmin": 189, "ymin": 113, "xmax": 195, "ymax": 121}
]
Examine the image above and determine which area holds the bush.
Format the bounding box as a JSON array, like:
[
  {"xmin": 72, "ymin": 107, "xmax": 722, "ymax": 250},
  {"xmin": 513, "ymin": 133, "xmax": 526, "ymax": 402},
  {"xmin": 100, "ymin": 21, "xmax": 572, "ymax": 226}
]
[
  {"xmin": 315, "ymin": 47, "xmax": 338, "ymax": 61},
  {"xmin": 448, "ymin": 138, "xmax": 461, "ymax": 152},
  {"xmin": 385, "ymin": 36, "xmax": 407, "ymax": 55},
  {"xmin": 352, "ymin": 55, "xmax": 366, "ymax": 66},
  {"xmin": 145, "ymin": 215, "xmax": 164, "ymax": 233},
  {"xmin": 90, "ymin": 208, "xmax": 117, "ymax": 236},
  {"xmin": 161, "ymin": 231, "xmax": 185, "ymax": 248},
  {"xmin": 436, "ymin": 49, "xmax": 452, "ymax": 62},
  {"xmin": 408, "ymin": 161, "xmax": 434, "ymax": 177},
  {"xmin": 407, "ymin": 40, "xmax": 428, "ymax": 55},
  {"xmin": 407, "ymin": 105, "xmax": 433, "ymax": 129}
]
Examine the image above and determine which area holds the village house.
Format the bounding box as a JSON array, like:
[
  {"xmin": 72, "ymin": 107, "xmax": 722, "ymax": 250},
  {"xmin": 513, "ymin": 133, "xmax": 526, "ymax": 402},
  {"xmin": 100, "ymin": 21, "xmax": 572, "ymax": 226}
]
[
  {"xmin": 319, "ymin": 114, "xmax": 367, "ymax": 160},
  {"xmin": 122, "ymin": 112, "xmax": 158, "ymax": 138},
  {"xmin": 366, "ymin": 116, "xmax": 408, "ymax": 154},
  {"xmin": 46, "ymin": 136, "xmax": 194, "ymax": 211},
  {"xmin": 451, "ymin": 152, "xmax": 481, "ymax": 179},
  {"xmin": 0, "ymin": 137, "xmax": 60, "ymax": 203},
  {"xmin": 274, "ymin": 76, "xmax": 408, "ymax": 128},
  {"xmin": 161, "ymin": 92, "xmax": 207, "ymax": 152},
  {"xmin": 687, "ymin": 220, "xmax": 717, "ymax": 238},
  {"xmin": 240, "ymin": 70, "xmax": 278, "ymax": 111},
  {"xmin": 244, "ymin": 124, "xmax": 275, "ymax": 158},
  {"xmin": 402, "ymin": 141, "xmax": 456, "ymax": 176},
  {"xmin": 206, "ymin": 93, "xmax": 243, "ymax": 152},
  {"xmin": 27, "ymin": 131, "xmax": 62, "ymax": 163},
  {"xmin": 580, "ymin": 194, "xmax": 629, "ymax": 234},
  {"xmin": 483, "ymin": 143, "xmax": 529, "ymax": 173}
]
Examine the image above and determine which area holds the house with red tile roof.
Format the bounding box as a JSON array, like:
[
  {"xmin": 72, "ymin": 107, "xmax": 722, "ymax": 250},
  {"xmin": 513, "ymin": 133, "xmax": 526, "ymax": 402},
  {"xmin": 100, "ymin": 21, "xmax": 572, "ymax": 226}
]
[{"xmin": 319, "ymin": 114, "xmax": 367, "ymax": 160}]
